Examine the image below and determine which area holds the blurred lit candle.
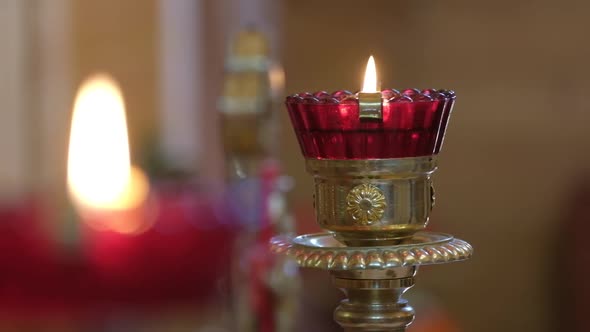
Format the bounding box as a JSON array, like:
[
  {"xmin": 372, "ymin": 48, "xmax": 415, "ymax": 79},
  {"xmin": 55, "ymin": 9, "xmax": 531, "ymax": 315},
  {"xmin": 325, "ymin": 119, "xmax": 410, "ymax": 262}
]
[{"xmin": 67, "ymin": 74, "xmax": 151, "ymax": 234}]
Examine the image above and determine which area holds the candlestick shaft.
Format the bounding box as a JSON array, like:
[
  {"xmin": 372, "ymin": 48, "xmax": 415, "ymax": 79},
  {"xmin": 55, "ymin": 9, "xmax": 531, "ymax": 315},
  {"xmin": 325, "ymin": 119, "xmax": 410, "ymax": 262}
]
[{"xmin": 331, "ymin": 268, "xmax": 415, "ymax": 331}]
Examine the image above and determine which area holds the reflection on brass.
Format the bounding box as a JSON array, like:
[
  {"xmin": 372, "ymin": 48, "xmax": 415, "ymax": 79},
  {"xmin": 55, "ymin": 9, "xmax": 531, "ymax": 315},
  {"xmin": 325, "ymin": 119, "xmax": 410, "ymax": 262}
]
[
  {"xmin": 307, "ymin": 157, "xmax": 437, "ymax": 246},
  {"xmin": 358, "ymin": 92, "xmax": 383, "ymax": 120},
  {"xmin": 270, "ymin": 232, "xmax": 472, "ymax": 270},
  {"xmin": 430, "ymin": 184, "xmax": 436, "ymax": 209},
  {"xmin": 346, "ymin": 183, "xmax": 386, "ymax": 225},
  {"xmin": 332, "ymin": 271, "xmax": 416, "ymax": 331}
]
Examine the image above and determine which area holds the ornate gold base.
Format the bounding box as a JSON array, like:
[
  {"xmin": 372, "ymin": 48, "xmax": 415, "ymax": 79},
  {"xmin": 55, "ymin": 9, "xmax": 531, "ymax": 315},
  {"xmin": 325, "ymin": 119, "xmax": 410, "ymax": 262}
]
[{"xmin": 271, "ymin": 232, "xmax": 472, "ymax": 331}]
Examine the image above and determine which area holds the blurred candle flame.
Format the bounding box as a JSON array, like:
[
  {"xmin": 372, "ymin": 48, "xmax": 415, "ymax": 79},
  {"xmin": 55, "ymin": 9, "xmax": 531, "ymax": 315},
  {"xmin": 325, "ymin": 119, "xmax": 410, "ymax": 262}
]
[
  {"xmin": 67, "ymin": 74, "xmax": 150, "ymax": 233},
  {"xmin": 362, "ymin": 55, "xmax": 378, "ymax": 93}
]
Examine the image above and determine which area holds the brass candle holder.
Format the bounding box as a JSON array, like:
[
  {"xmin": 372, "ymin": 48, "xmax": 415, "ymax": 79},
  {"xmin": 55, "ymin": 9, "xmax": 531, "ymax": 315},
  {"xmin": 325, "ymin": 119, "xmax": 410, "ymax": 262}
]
[{"xmin": 271, "ymin": 87, "xmax": 473, "ymax": 331}]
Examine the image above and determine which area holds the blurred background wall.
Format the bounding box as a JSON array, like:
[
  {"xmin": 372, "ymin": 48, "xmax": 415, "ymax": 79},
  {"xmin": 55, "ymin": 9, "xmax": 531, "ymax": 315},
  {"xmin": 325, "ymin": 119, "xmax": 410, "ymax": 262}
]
[{"xmin": 1, "ymin": 0, "xmax": 590, "ymax": 331}]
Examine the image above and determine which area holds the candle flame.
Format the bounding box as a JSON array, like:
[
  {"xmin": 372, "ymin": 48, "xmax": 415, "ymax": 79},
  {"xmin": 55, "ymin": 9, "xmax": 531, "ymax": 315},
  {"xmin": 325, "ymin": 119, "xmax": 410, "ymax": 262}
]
[
  {"xmin": 362, "ymin": 55, "xmax": 378, "ymax": 93},
  {"xmin": 67, "ymin": 74, "xmax": 147, "ymax": 212}
]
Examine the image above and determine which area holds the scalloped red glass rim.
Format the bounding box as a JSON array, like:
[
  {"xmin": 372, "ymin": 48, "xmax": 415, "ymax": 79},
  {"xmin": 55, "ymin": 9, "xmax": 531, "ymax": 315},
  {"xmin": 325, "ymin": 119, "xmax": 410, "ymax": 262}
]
[{"xmin": 286, "ymin": 88, "xmax": 456, "ymax": 105}]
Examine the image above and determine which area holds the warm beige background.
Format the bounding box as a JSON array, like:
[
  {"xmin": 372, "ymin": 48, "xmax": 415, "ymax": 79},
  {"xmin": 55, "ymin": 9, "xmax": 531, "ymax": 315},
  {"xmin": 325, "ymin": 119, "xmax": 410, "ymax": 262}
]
[
  {"xmin": 72, "ymin": 0, "xmax": 159, "ymax": 168},
  {"xmin": 1, "ymin": 0, "xmax": 589, "ymax": 331}
]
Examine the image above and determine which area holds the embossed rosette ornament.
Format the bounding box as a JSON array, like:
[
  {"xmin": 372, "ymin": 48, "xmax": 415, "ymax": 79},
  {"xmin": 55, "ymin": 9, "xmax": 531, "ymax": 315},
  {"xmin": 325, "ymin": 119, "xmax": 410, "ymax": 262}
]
[
  {"xmin": 271, "ymin": 57, "xmax": 472, "ymax": 332},
  {"xmin": 346, "ymin": 183, "xmax": 387, "ymax": 226}
]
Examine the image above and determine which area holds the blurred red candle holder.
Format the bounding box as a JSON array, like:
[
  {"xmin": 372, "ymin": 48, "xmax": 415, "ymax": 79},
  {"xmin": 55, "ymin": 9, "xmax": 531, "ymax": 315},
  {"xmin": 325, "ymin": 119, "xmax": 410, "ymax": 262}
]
[{"xmin": 80, "ymin": 180, "xmax": 236, "ymax": 308}]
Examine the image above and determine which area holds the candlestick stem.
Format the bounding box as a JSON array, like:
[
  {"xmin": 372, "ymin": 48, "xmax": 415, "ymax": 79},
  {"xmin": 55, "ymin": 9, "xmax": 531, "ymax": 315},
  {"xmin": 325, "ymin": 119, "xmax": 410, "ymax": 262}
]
[{"xmin": 332, "ymin": 268, "xmax": 415, "ymax": 332}]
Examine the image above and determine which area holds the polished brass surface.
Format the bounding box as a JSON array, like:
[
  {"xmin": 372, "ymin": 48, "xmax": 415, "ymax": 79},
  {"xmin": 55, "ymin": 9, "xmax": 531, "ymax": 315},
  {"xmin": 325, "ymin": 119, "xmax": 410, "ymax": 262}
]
[
  {"xmin": 271, "ymin": 232, "xmax": 472, "ymax": 331},
  {"xmin": 332, "ymin": 271, "xmax": 415, "ymax": 332},
  {"xmin": 306, "ymin": 157, "xmax": 437, "ymax": 246},
  {"xmin": 270, "ymin": 232, "xmax": 472, "ymax": 270},
  {"xmin": 358, "ymin": 92, "xmax": 383, "ymax": 120}
]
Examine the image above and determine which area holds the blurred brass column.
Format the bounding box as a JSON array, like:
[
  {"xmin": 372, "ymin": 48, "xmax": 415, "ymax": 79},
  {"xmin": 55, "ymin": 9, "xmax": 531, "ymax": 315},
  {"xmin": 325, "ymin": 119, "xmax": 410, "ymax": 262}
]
[{"xmin": 220, "ymin": 29, "xmax": 299, "ymax": 332}]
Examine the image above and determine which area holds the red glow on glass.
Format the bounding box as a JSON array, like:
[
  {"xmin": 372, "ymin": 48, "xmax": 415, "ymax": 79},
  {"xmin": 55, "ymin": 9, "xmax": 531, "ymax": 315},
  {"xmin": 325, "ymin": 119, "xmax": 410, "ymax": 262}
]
[{"xmin": 286, "ymin": 89, "xmax": 455, "ymax": 159}]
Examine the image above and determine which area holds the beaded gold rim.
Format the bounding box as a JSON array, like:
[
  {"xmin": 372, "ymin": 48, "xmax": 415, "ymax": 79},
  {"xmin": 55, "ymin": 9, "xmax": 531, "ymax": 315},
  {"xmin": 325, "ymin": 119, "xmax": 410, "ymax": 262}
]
[{"xmin": 270, "ymin": 232, "xmax": 473, "ymax": 271}]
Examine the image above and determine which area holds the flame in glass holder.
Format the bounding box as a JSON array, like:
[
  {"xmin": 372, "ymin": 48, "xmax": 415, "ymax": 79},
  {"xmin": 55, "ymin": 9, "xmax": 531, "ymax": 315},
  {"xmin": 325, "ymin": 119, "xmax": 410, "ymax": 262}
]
[{"xmin": 285, "ymin": 88, "xmax": 456, "ymax": 159}]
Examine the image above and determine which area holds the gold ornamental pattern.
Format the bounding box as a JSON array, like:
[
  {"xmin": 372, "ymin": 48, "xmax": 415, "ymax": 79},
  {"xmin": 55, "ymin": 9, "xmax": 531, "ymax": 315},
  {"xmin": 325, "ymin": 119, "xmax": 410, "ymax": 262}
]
[{"xmin": 346, "ymin": 184, "xmax": 387, "ymax": 225}]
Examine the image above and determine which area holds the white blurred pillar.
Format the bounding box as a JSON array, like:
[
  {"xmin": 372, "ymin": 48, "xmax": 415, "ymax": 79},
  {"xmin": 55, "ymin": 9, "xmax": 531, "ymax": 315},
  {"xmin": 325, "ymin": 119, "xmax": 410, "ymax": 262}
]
[
  {"xmin": 0, "ymin": 0, "xmax": 29, "ymax": 198},
  {"xmin": 37, "ymin": 0, "xmax": 73, "ymax": 194},
  {"xmin": 158, "ymin": 0, "xmax": 202, "ymax": 172}
]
